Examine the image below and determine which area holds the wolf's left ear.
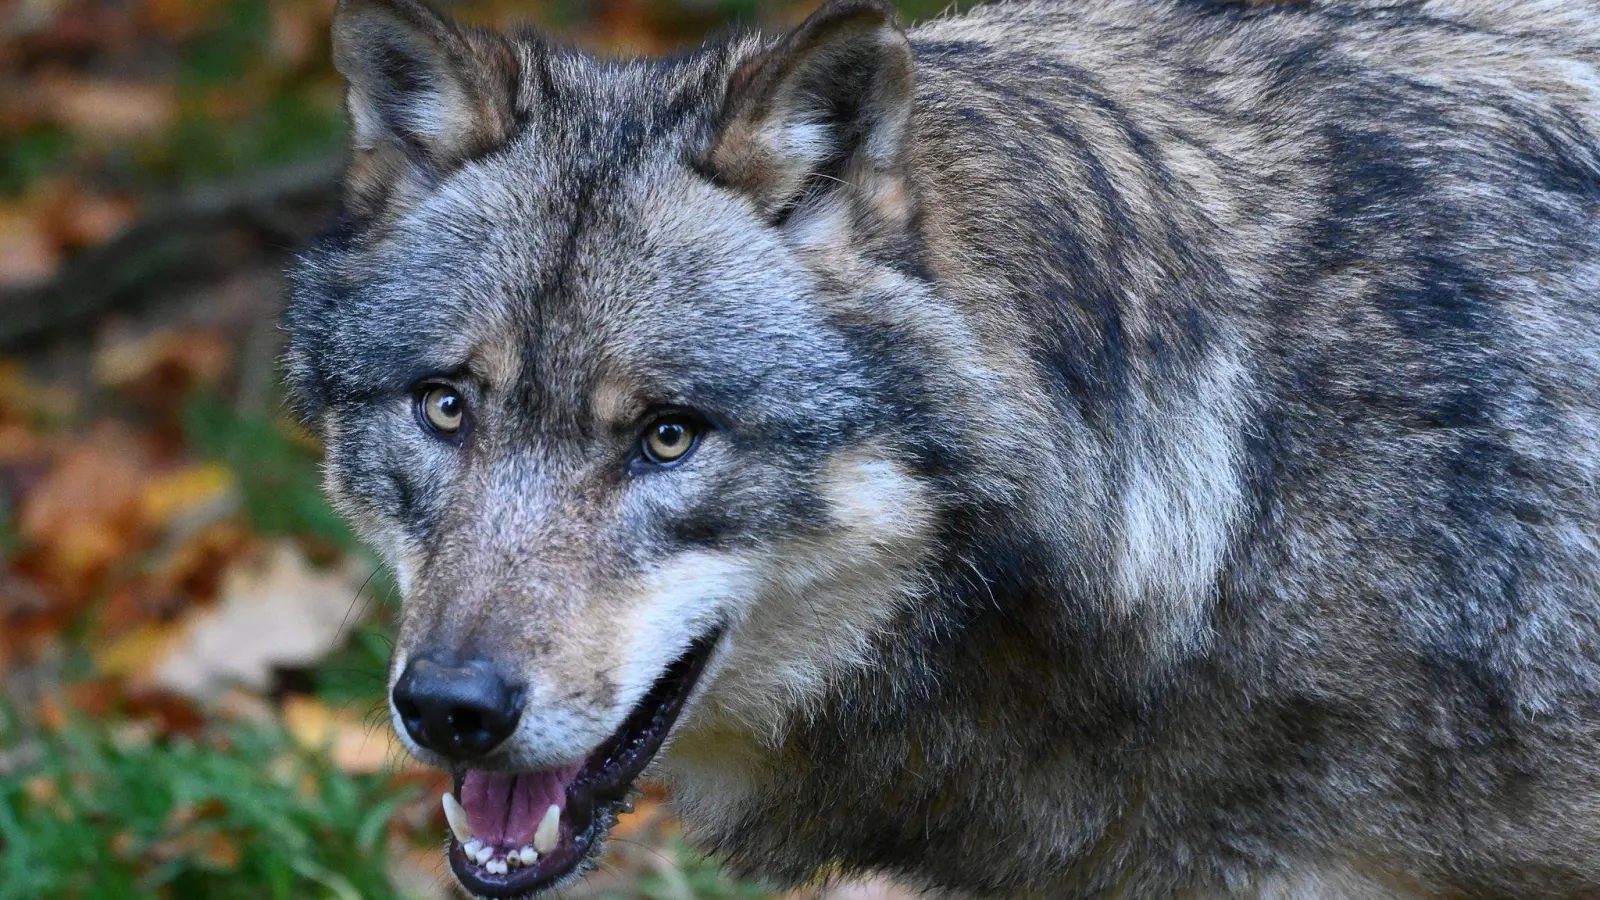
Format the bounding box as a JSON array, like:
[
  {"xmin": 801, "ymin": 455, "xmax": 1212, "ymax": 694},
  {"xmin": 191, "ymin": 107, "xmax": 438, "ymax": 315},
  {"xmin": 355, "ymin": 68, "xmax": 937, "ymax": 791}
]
[
  {"xmin": 332, "ymin": 0, "xmax": 520, "ymax": 218},
  {"xmin": 707, "ymin": 0, "xmax": 914, "ymax": 229}
]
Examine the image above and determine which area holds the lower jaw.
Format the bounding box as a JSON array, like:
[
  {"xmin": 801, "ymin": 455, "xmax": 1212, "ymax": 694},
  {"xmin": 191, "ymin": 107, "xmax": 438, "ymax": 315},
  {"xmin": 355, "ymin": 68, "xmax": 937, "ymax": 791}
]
[
  {"xmin": 446, "ymin": 807, "xmax": 604, "ymax": 897},
  {"xmin": 443, "ymin": 627, "xmax": 723, "ymax": 897}
]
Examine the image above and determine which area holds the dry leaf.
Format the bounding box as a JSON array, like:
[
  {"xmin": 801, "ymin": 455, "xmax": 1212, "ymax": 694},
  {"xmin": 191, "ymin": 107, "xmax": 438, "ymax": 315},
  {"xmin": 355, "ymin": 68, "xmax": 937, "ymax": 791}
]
[
  {"xmin": 123, "ymin": 520, "xmax": 251, "ymax": 621},
  {"xmin": 17, "ymin": 428, "xmax": 153, "ymax": 596},
  {"xmin": 93, "ymin": 327, "xmax": 231, "ymax": 393},
  {"xmin": 33, "ymin": 76, "xmax": 178, "ymax": 142},
  {"xmin": 151, "ymin": 541, "xmax": 371, "ymax": 699},
  {"xmin": 95, "ymin": 621, "xmax": 185, "ymax": 680},
  {"xmin": 0, "ymin": 422, "xmax": 52, "ymax": 467},
  {"xmin": 213, "ymin": 687, "xmax": 275, "ymax": 725},
  {"xmin": 269, "ymin": 0, "xmax": 322, "ymax": 67},
  {"xmin": 149, "ymin": 830, "xmax": 241, "ymax": 870},
  {"xmin": 0, "ymin": 204, "xmax": 60, "ymax": 288},
  {"xmin": 138, "ymin": 463, "xmax": 238, "ymax": 532},
  {"xmin": 0, "ymin": 360, "xmax": 78, "ymax": 426},
  {"xmin": 52, "ymin": 189, "xmax": 138, "ymax": 249},
  {"xmin": 283, "ymin": 693, "xmax": 408, "ymax": 775}
]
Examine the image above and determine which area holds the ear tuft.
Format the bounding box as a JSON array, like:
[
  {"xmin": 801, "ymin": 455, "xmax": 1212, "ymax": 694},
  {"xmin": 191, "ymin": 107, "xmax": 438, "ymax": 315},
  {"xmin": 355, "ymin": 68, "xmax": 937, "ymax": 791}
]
[
  {"xmin": 332, "ymin": 0, "xmax": 520, "ymax": 219},
  {"xmin": 708, "ymin": 0, "xmax": 915, "ymax": 227}
]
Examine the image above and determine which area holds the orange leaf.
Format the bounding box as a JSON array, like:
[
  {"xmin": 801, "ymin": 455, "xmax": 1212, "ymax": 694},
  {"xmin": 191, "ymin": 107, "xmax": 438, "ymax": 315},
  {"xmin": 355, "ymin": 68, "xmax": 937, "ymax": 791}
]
[
  {"xmin": 137, "ymin": 463, "xmax": 238, "ymax": 532},
  {"xmin": 283, "ymin": 693, "xmax": 410, "ymax": 775},
  {"xmin": 94, "ymin": 621, "xmax": 185, "ymax": 681},
  {"xmin": 53, "ymin": 190, "xmax": 138, "ymax": 250},
  {"xmin": 17, "ymin": 428, "xmax": 154, "ymax": 597},
  {"xmin": 93, "ymin": 327, "xmax": 231, "ymax": 393},
  {"xmin": 0, "ymin": 204, "xmax": 60, "ymax": 289},
  {"xmin": 0, "ymin": 360, "xmax": 78, "ymax": 426},
  {"xmin": 32, "ymin": 76, "xmax": 178, "ymax": 143}
]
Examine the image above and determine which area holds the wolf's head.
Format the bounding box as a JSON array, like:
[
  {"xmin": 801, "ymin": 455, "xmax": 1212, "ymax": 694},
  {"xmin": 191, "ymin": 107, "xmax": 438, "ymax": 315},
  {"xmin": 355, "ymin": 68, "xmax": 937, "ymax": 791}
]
[{"xmin": 284, "ymin": 0, "xmax": 1003, "ymax": 894}]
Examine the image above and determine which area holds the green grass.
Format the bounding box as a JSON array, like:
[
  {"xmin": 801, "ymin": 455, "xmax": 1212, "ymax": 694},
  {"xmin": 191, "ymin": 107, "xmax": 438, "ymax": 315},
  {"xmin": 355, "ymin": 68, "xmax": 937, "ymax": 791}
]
[
  {"xmin": 0, "ymin": 705, "xmax": 778, "ymax": 900},
  {"xmin": 0, "ymin": 492, "xmax": 15, "ymax": 563},
  {"xmin": 601, "ymin": 839, "xmax": 775, "ymax": 900},
  {"xmin": 0, "ymin": 708, "xmax": 418, "ymax": 900},
  {"xmin": 0, "ymin": 126, "xmax": 74, "ymax": 197}
]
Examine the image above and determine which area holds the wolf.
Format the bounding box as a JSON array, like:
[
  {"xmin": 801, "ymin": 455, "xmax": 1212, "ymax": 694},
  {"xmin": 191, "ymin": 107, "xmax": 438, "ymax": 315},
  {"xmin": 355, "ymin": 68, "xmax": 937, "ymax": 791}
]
[{"xmin": 283, "ymin": 0, "xmax": 1600, "ymax": 896}]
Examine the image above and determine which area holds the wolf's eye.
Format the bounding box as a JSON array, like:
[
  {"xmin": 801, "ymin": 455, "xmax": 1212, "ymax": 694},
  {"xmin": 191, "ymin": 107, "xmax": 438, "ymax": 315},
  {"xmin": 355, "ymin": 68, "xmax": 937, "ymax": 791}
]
[
  {"xmin": 640, "ymin": 417, "xmax": 700, "ymax": 466},
  {"xmin": 417, "ymin": 384, "xmax": 466, "ymax": 435}
]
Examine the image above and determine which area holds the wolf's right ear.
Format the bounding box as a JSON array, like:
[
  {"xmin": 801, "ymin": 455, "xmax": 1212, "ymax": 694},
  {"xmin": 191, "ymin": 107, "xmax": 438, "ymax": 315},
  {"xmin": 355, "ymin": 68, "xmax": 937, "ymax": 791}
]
[
  {"xmin": 706, "ymin": 0, "xmax": 915, "ymax": 229},
  {"xmin": 332, "ymin": 0, "xmax": 520, "ymax": 219}
]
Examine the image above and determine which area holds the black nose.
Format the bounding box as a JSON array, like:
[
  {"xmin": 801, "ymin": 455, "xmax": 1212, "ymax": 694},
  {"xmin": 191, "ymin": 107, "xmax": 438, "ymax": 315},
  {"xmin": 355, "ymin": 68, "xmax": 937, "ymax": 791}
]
[{"xmin": 392, "ymin": 652, "xmax": 522, "ymax": 758}]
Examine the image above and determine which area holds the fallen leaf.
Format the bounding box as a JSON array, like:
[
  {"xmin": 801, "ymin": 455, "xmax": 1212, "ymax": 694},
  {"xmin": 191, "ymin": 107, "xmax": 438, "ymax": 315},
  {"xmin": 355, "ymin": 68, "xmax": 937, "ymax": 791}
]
[
  {"xmin": 17, "ymin": 427, "xmax": 153, "ymax": 597},
  {"xmin": 149, "ymin": 830, "xmax": 241, "ymax": 870},
  {"xmin": 610, "ymin": 792, "xmax": 669, "ymax": 841},
  {"xmin": 269, "ymin": 0, "xmax": 322, "ymax": 67},
  {"xmin": 33, "ymin": 76, "xmax": 178, "ymax": 142},
  {"xmin": 128, "ymin": 520, "xmax": 251, "ymax": 617},
  {"xmin": 0, "ymin": 204, "xmax": 60, "ymax": 289},
  {"xmin": 120, "ymin": 685, "xmax": 207, "ymax": 736},
  {"xmin": 95, "ymin": 621, "xmax": 185, "ymax": 680},
  {"xmin": 138, "ymin": 0, "xmax": 228, "ymax": 42},
  {"xmin": 93, "ymin": 326, "xmax": 231, "ymax": 393},
  {"xmin": 151, "ymin": 541, "xmax": 372, "ymax": 699},
  {"xmin": 33, "ymin": 693, "xmax": 67, "ymax": 732},
  {"xmin": 0, "ymin": 421, "xmax": 52, "ymax": 467},
  {"xmin": 138, "ymin": 463, "xmax": 238, "ymax": 532},
  {"xmin": 282, "ymin": 693, "xmax": 408, "ymax": 775},
  {"xmin": 52, "ymin": 189, "xmax": 138, "ymax": 249},
  {"xmin": 0, "ymin": 572, "xmax": 53, "ymax": 618},
  {"xmin": 213, "ymin": 687, "xmax": 275, "ymax": 725},
  {"xmin": 0, "ymin": 360, "xmax": 78, "ymax": 426}
]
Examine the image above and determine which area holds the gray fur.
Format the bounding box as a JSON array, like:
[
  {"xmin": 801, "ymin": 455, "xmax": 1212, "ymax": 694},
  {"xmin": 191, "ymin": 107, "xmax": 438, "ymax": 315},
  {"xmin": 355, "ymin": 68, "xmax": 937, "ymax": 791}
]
[{"xmin": 285, "ymin": 0, "xmax": 1600, "ymax": 896}]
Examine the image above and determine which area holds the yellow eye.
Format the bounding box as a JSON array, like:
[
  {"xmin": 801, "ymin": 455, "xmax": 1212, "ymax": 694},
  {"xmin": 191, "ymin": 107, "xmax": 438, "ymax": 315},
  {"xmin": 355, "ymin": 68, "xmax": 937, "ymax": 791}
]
[
  {"xmin": 642, "ymin": 419, "xmax": 698, "ymax": 465},
  {"xmin": 419, "ymin": 385, "xmax": 465, "ymax": 434}
]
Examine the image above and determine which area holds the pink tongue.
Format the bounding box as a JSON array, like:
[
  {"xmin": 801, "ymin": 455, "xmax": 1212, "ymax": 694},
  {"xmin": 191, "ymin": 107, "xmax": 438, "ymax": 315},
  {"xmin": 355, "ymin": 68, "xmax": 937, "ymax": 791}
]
[{"xmin": 460, "ymin": 766, "xmax": 580, "ymax": 847}]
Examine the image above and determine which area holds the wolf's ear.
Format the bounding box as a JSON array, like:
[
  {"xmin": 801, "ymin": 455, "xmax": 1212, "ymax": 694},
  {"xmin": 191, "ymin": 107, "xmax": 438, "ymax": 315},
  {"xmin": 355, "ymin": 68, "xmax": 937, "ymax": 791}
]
[
  {"xmin": 332, "ymin": 0, "xmax": 520, "ymax": 218},
  {"xmin": 707, "ymin": 0, "xmax": 914, "ymax": 229}
]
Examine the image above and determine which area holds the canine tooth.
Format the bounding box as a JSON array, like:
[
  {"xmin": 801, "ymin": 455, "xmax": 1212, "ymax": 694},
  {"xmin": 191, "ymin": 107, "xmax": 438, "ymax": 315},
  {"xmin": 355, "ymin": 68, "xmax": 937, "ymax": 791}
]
[
  {"xmin": 518, "ymin": 846, "xmax": 538, "ymax": 866},
  {"xmin": 534, "ymin": 804, "xmax": 561, "ymax": 854},
  {"xmin": 442, "ymin": 793, "xmax": 472, "ymax": 844},
  {"xmin": 462, "ymin": 839, "xmax": 484, "ymax": 858}
]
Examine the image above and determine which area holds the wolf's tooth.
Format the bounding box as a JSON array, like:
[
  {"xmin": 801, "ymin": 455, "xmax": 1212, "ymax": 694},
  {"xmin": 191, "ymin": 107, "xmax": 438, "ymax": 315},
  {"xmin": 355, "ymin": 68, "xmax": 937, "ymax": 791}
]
[
  {"xmin": 506, "ymin": 852, "xmax": 521, "ymax": 869},
  {"xmin": 534, "ymin": 804, "xmax": 561, "ymax": 854},
  {"xmin": 442, "ymin": 792, "xmax": 472, "ymax": 844},
  {"xmin": 473, "ymin": 844, "xmax": 494, "ymax": 865},
  {"xmin": 486, "ymin": 858, "xmax": 508, "ymax": 875},
  {"xmin": 462, "ymin": 839, "xmax": 484, "ymax": 858},
  {"xmin": 518, "ymin": 846, "xmax": 537, "ymax": 866}
]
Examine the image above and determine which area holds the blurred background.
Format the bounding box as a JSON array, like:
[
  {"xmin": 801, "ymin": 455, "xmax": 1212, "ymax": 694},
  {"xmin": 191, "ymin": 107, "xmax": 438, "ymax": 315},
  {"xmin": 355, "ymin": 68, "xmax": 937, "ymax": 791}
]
[{"xmin": 0, "ymin": 0, "xmax": 959, "ymax": 897}]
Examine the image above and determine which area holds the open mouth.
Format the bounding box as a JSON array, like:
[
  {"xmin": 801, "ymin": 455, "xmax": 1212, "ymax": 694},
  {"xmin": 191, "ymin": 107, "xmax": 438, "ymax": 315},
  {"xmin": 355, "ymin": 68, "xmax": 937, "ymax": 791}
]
[{"xmin": 438, "ymin": 629, "xmax": 721, "ymax": 898}]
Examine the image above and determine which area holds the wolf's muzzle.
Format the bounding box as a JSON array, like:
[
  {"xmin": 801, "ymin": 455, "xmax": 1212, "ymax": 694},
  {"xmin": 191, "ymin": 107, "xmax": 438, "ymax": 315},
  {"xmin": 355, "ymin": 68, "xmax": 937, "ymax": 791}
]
[{"xmin": 392, "ymin": 651, "xmax": 524, "ymax": 758}]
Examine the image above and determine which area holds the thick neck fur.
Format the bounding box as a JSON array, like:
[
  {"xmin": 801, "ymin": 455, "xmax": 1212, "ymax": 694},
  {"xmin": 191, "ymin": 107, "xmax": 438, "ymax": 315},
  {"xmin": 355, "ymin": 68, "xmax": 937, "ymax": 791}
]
[{"xmin": 666, "ymin": 1, "xmax": 1600, "ymax": 898}]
